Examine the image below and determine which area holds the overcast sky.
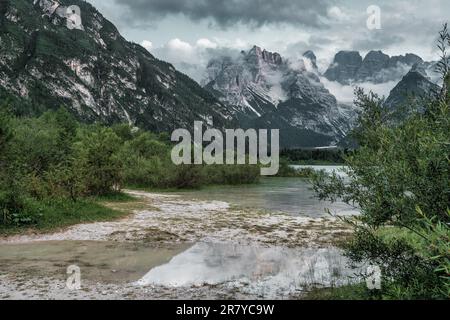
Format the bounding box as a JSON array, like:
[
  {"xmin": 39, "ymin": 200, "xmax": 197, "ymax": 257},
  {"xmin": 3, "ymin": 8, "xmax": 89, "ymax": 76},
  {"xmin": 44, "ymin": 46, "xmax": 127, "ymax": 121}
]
[{"xmin": 88, "ymin": 0, "xmax": 449, "ymax": 80}]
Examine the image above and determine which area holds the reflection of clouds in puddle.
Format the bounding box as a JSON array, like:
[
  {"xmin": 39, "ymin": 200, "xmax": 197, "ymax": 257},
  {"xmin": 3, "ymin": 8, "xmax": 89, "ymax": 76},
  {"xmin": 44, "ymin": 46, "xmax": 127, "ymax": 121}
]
[{"xmin": 136, "ymin": 243, "xmax": 360, "ymax": 298}]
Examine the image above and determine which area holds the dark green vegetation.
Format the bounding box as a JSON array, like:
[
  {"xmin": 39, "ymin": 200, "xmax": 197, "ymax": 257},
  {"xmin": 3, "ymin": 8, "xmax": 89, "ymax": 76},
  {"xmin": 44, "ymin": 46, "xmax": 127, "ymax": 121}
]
[
  {"xmin": 304, "ymin": 283, "xmax": 378, "ymax": 300},
  {"xmin": 280, "ymin": 148, "xmax": 346, "ymax": 165},
  {"xmin": 312, "ymin": 27, "xmax": 450, "ymax": 300},
  {"xmin": 0, "ymin": 107, "xmax": 258, "ymax": 233},
  {"xmin": 0, "ymin": 198, "xmax": 127, "ymax": 236},
  {"xmin": 275, "ymin": 159, "xmax": 316, "ymax": 178}
]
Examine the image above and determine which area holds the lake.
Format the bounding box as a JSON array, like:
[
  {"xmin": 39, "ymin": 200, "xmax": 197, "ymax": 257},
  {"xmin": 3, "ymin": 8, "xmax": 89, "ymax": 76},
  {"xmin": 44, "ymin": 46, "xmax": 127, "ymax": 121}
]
[
  {"xmin": 175, "ymin": 166, "xmax": 357, "ymax": 217},
  {"xmin": 0, "ymin": 166, "xmax": 361, "ymax": 299}
]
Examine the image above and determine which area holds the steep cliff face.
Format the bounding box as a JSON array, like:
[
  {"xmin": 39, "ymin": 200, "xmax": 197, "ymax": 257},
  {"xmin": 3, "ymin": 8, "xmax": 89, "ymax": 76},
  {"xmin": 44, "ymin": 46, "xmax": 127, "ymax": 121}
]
[
  {"xmin": 302, "ymin": 50, "xmax": 318, "ymax": 71},
  {"xmin": 385, "ymin": 63, "xmax": 440, "ymax": 109},
  {"xmin": 1, "ymin": 1, "xmax": 440, "ymax": 149},
  {"xmin": 324, "ymin": 50, "xmax": 424, "ymax": 84},
  {"xmin": 203, "ymin": 46, "xmax": 357, "ymax": 148},
  {"xmin": 324, "ymin": 51, "xmax": 363, "ymax": 84},
  {"xmin": 203, "ymin": 46, "xmax": 287, "ymax": 119},
  {"xmin": 0, "ymin": 0, "xmax": 236, "ymax": 131}
]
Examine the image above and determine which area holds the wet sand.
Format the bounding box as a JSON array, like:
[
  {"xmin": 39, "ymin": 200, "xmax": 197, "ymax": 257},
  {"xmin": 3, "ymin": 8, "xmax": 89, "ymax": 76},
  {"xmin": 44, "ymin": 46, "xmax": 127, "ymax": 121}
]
[{"xmin": 0, "ymin": 241, "xmax": 190, "ymax": 283}]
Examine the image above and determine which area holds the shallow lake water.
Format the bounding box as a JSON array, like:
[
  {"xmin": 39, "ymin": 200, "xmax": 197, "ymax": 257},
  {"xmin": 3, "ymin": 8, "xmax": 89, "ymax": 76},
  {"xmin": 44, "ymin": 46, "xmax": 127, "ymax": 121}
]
[
  {"xmin": 0, "ymin": 241, "xmax": 189, "ymax": 283},
  {"xmin": 136, "ymin": 242, "xmax": 360, "ymax": 298},
  {"xmin": 0, "ymin": 240, "xmax": 360, "ymax": 298},
  {"xmin": 291, "ymin": 165, "xmax": 348, "ymax": 178},
  {"xmin": 175, "ymin": 172, "xmax": 357, "ymax": 217}
]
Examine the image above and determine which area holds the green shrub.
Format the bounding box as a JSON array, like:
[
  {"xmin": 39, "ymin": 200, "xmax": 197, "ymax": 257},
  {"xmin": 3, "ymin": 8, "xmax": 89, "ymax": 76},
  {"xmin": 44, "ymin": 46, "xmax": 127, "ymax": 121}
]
[
  {"xmin": 203, "ymin": 164, "xmax": 260, "ymax": 185},
  {"xmin": 74, "ymin": 126, "xmax": 123, "ymax": 196},
  {"xmin": 311, "ymin": 26, "xmax": 450, "ymax": 299},
  {"xmin": 0, "ymin": 189, "xmax": 26, "ymax": 225},
  {"xmin": 275, "ymin": 159, "xmax": 315, "ymax": 178},
  {"xmin": 0, "ymin": 106, "xmax": 262, "ymax": 231},
  {"xmin": 118, "ymin": 131, "xmax": 260, "ymax": 189}
]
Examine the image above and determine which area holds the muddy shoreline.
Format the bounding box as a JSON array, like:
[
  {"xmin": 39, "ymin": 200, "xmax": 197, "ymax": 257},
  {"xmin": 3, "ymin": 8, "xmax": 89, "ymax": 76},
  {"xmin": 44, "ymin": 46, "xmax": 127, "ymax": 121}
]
[{"xmin": 0, "ymin": 190, "xmax": 355, "ymax": 300}]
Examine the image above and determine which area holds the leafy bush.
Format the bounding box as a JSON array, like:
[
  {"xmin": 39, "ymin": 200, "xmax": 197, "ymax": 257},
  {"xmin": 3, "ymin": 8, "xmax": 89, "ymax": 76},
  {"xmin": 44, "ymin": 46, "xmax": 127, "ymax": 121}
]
[
  {"xmin": 74, "ymin": 126, "xmax": 123, "ymax": 196},
  {"xmin": 275, "ymin": 158, "xmax": 315, "ymax": 178},
  {"xmin": 203, "ymin": 164, "xmax": 260, "ymax": 185},
  {"xmin": 281, "ymin": 148, "xmax": 346, "ymax": 164},
  {"xmin": 312, "ymin": 87, "xmax": 450, "ymax": 299},
  {"xmin": 118, "ymin": 129, "xmax": 260, "ymax": 189},
  {"xmin": 312, "ymin": 27, "xmax": 450, "ymax": 299},
  {"xmin": 0, "ymin": 189, "xmax": 26, "ymax": 225},
  {"xmin": 0, "ymin": 107, "xmax": 261, "ymax": 230}
]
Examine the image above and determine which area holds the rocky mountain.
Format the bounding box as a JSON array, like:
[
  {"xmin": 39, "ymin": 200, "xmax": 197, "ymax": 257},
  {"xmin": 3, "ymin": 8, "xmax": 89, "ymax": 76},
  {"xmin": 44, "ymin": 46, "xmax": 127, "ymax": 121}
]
[
  {"xmin": 324, "ymin": 50, "xmax": 423, "ymax": 84},
  {"xmin": 302, "ymin": 51, "xmax": 318, "ymax": 71},
  {"xmin": 1, "ymin": 1, "xmax": 442, "ymax": 149},
  {"xmin": 0, "ymin": 0, "xmax": 236, "ymax": 132},
  {"xmin": 203, "ymin": 46, "xmax": 357, "ymax": 148},
  {"xmin": 203, "ymin": 46, "xmax": 282, "ymax": 119},
  {"xmin": 324, "ymin": 51, "xmax": 363, "ymax": 85},
  {"xmin": 202, "ymin": 45, "xmax": 443, "ymax": 147},
  {"xmin": 385, "ymin": 63, "xmax": 440, "ymax": 109}
]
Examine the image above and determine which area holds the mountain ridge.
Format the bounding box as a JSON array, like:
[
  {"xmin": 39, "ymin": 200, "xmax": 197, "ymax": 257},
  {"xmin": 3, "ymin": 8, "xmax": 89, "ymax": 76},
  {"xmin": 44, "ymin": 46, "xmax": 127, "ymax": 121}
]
[
  {"xmin": 0, "ymin": 1, "xmax": 442, "ymax": 149},
  {"xmin": 0, "ymin": 0, "xmax": 237, "ymax": 132},
  {"xmin": 203, "ymin": 46, "xmax": 358, "ymax": 148},
  {"xmin": 324, "ymin": 50, "xmax": 424, "ymax": 84}
]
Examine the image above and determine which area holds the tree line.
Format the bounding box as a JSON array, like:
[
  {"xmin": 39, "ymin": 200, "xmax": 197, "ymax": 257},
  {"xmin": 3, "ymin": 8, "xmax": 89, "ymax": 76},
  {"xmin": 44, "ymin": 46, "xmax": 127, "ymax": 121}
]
[{"xmin": 0, "ymin": 106, "xmax": 259, "ymax": 228}]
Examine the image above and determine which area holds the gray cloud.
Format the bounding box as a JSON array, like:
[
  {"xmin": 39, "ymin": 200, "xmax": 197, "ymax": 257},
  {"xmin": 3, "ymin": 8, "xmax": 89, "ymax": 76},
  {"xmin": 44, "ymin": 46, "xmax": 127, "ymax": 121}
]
[
  {"xmin": 111, "ymin": 0, "xmax": 335, "ymax": 29},
  {"xmin": 352, "ymin": 31, "xmax": 404, "ymax": 51},
  {"xmin": 151, "ymin": 39, "xmax": 244, "ymax": 82},
  {"xmin": 88, "ymin": 0, "xmax": 450, "ymax": 79}
]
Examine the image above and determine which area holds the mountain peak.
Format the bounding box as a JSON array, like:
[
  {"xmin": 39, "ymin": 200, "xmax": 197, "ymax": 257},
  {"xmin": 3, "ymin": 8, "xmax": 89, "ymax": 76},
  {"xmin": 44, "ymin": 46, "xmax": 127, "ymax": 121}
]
[
  {"xmin": 303, "ymin": 50, "xmax": 317, "ymax": 60},
  {"xmin": 248, "ymin": 45, "xmax": 263, "ymax": 55},
  {"xmin": 202, "ymin": 46, "xmax": 357, "ymax": 148},
  {"xmin": 410, "ymin": 62, "xmax": 430, "ymax": 79},
  {"xmin": 246, "ymin": 45, "xmax": 282, "ymax": 65},
  {"xmin": 324, "ymin": 51, "xmax": 363, "ymax": 84},
  {"xmin": 325, "ymin": 49, "xmax": 426, "ymax": 84},
  {"xmin": 385, "ymin": 63, "xmax": 439, "ymax": 108},
  {"xmin": 303, "ymin": 50, "xmax": 318, "ymax": 70},
  {"xmin": 357, "ymin": 50, "xmax": 391, "ymax": 81},
  {"xmin": 365, "ymin": 50, "xmax": 388, "ymax": 56}
]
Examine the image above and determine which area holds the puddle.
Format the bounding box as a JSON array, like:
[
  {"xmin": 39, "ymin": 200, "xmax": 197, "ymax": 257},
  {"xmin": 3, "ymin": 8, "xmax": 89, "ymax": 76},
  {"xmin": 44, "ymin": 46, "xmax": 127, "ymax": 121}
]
[
  {"xmin": 0, "ymin": 240, "xmax": 362, "ymax": 299},
  {"xmin": 0, "ymin": 241, "xmax": 190, "ymax": 283},
  {"xmin": 136, "ymin": 243, "xmax": 361, "ymax": 298}
]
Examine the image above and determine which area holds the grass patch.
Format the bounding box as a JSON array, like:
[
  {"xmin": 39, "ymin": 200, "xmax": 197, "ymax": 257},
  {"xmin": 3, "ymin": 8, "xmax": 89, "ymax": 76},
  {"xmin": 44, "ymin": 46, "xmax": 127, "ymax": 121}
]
[
  {"xmin": 375, "ymin": 226, "xmax": 427, "ymax": 253},
  {"xmin": 302, "ymin": 283, "xmax": 377, "ymax": 300},
  {"xmin": 289, "ymin": 160, "xmax": 344, "ymax": 166},
  {"xmin": 0, "ymin": 193, "xmax": 138, "ymax": 236},
  {"xmin": 125, "ymin": 181, "xmax": 260, "ymax": 194},
  {"xmin": 89, "ymin": 191, "xmax": 137, "ymax": 203},
  {"xmin": 125, "ymin": 185, "xmax": 197, "ymax": 193}
]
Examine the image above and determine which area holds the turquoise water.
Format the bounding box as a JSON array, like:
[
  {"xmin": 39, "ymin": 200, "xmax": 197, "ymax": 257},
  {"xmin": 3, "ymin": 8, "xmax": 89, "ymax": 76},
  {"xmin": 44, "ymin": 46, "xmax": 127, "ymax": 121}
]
[
  {"xmin": 177, "ymin": 173, "xmax": 358, "ymax": 218},
  {"xmin": 291, "ymin": 165, "xmax": 348, "ymax": 178}
]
